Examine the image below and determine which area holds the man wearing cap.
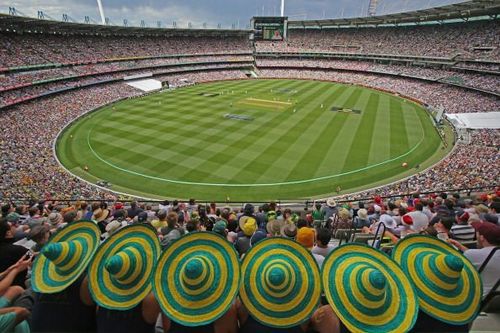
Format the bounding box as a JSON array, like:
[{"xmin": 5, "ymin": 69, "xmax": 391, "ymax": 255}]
[{"xmin": 449, "ymin": 223, "xmax": 500, "ymax": 297}]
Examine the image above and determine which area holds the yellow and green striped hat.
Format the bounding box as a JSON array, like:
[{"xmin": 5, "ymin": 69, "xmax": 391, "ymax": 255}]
[
  {"xmin": 322, "ymin": 243, "xmax": 419, "ymax": 333},
  {"xmin": 88, "ymin": 224, "xmax": 161, "ymax": 310},
  {"xmin": 153, "ymin": 232, "xmax": 240, "ymax": 326},
  {"xmin": 392, "ymin": 234, "xmax": 482, "ymax": 325},
  {"xmin": 239, "ymin": 237, "xmax": 321, "ymax": 328},
  {"xmin": 32, "ymin": 220, "xmax": 100, "ymax": 293}
]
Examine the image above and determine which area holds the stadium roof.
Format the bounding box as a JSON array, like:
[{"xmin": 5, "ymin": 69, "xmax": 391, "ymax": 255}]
[
  {"xmin": 0, "ymin": 13, "xmax": 250, "ymax": 37},
  {"xmin": 289, "ymin": 0, "xmax": 500, "ymax": 28}
]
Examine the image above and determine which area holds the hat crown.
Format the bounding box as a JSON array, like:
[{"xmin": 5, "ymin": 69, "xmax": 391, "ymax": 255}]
[
  {"xmin": 369, "ymin": 270, "xmax": 386, "ymax": 291},
  {"xmin": 269, "ymin": 266, "xmax": 286, "ymax": 286},
  {"xmin": 184, "ymin": 258, "xmax": 204, "ymax": 280},
  {"xmin": 42, "ymin": 240, "xmax": 83, "ymax": 274},
  {"xmin": 434, "ymin": 254, "xmax": 464, "ymax": 284},
  {"xmin": 105, "ymin": 255, "xmax": 124, "ymax": 275},
  {"xmin": 104, "ymin": 246, "xmax": 141, "ymax": 282}
]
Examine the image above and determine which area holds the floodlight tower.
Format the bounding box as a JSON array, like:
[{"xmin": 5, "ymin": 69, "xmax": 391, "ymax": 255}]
[
  {"xmin": 281, "ymin": 0, "xmax": 285, "ymax": 16},
  {"xmin": 96, "ymin": 0, "xmax": 106, "ymax": 24},
  {"xmin": 368, "ymin": 0, "xmax": 378, "ymax": 16}
]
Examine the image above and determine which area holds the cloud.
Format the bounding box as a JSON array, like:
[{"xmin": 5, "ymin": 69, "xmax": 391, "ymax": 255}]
[{"xmin": 4, "ymin": 0, "xmax": 465, "ymax": 28}]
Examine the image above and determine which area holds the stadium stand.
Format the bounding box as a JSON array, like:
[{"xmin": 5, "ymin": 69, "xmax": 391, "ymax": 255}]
[{"xmin": 0, "ymin": 2, "xmax": 499, "ymax": 331}]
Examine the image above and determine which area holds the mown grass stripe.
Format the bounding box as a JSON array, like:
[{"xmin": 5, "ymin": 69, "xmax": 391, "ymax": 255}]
[
  {"xmin": 279, "ymin": 84, "xmax": 349, "ymax": 181},
  {"xmin": 341, "ymin": 91, "xmax": 380, "ymax": 170},
  {"xmin": 389, "ymin": 97, "xmax": 409, "ymax": 157}
]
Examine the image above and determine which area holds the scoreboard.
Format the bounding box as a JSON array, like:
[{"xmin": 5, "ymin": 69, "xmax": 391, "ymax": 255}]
[{"xmin": 251, "ymin": 16, "xmax": 288, "ymax": 41}]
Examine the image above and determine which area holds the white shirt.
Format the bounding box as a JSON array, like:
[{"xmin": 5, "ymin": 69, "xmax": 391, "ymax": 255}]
[
  {"xmin": 312, "ymin": 245, "xmax": 335, "ymax": 258},
  {"xmin": 312, "ymin": 253, "xmax": 325, "ymax": 268},
  {"xmin": 464, "ymin": 246, "xmax": 500, "ymax": 297}
]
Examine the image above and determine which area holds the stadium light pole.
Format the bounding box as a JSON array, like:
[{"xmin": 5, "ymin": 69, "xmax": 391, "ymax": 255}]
[
  {"xmin": 281, "ymin": 0, "xmax": 285, "ymax": 16},
  {"xmin": 96, "ymin": 0, "xmax": 106, "ymax": 25}
]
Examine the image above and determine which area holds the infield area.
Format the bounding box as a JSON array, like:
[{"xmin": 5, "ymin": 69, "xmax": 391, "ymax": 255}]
[{"xmin": 56, "ymin": 79, "xmax": 449, "ymax": 200}]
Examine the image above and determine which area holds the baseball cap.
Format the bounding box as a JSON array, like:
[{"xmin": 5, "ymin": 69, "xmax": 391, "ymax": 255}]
[{"xmin": 473, "ymin": 223, "xmax": 500, "ymax": 244}]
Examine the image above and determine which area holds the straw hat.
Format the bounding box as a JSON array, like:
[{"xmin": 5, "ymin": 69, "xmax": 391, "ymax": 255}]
[
  {"xmin": 239, "ymin": 216, "xmax": 257, "ymax": 236},
  {"xmin": 31, "ymin": 221, "xmax": 101, "ymax": 293},
  {"xmin": 392, "ymin": 235, "xmax": 482, "ymax": 325},
  {"xmin": 322, "ymin": 243, "xmax": 419, "ymax": 333},
  {"xmin": 153, "ymin": 232, "xmax": 240, "ymax": 326},
  {"xmin": 239, "ymin": 237, "xmax": 321, "ymax": 328},
  {"xmin": 87, "ymin": 224, "xmax": 161, "ymax": 310}
]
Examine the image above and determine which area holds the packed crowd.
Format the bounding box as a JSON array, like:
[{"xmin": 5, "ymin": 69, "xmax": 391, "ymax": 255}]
[
  {"xmin": 0, "ymin": 192, "xmax": 499, "ymax": 332},
  {"xmin": 256, "ymin": 58, "xmax": 500, "ymax": 93},
  {"xmin": 258, "ymin": 68, "xmax": 500, "ymax": 113},
  {"xmin": 0, "ymin": 54, "xmax": 253, "ymax": 91},
  {"xmin": 0, "ymin": 33, "xmax": 252, "ymax": 68},
  {"xmin": 0, "ymin": 62, "xmax": 251, "ymax": 107},
  {"xmin": 256, "ymin": 20, "xmax": 500, "ymax": 60}
]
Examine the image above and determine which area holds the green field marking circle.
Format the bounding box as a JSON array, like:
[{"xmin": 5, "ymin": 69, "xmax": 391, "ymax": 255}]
[{"xmin": 87, "ymin": 124, "xmax": 424, "ymax": 187}]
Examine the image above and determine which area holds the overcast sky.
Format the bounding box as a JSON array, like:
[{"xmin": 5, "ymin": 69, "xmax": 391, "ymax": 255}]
[{"xmin": 3, "ymin": 0, "xmax": 466, "ymax": 28}]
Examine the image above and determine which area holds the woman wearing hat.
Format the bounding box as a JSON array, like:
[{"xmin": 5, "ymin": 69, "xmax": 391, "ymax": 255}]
[
  {"xmin": 238, "ymin": 237, "xmax": 335, "ymax": 333},
  {"xmin": 88, "ymin": 224, "xmax": 163, "ymax": 333},
  {"xmin": 393, "ymin": 235, "xmax": 482, "ymax": 332},
  {"xmin": 321, "ymin": 243, "xmax": 419, "ymax": 333},
  {"xmin": 153, "ymin": 232, "xmax": 240, "ymax": 333},
  {"xmin": 31, "ymin": 221, "xmax": 101, "ymax": 332}
]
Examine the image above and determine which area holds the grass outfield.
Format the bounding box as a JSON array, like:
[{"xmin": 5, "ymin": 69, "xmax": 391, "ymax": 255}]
[{"xmin": 56, "ymin": 79, "xmax": 448, "ymax": 200}]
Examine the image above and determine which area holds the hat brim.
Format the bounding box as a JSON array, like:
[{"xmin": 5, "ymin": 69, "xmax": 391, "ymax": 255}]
[
  {"xmin": 32, "ymin": 221, "xmax": 101, "ymax": 293},
  {"xmin": 88, "ymin": 224, "xmax": 161, "ymax": 310},
  {"xmin": 153, "ymin": 232, "xmax": 240, "ymax": 326},
  {"xmin": 322, "ymin": 243, "xmax": 419, "ymax": 333},
  {"xmin": 392, "ymin": 234, "xmax": 482, "ymax": 325},
  {"xmin": 239, "ymin": 237, "xmax": 321, "ymax": 328},
  {"xmin": 96, "ymin": 209, "xmax": 110, "ymax": 222}
]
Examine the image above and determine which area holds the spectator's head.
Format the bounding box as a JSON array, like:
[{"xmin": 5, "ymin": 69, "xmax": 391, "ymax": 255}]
[
  {"xmin": 48, "ymin": 212, "xmax": 63, "ymax": 227},
  {"xmin": 113, "ymin": 209, "xmax": 127, "ymax": 221},
  {"xmin": 473, "ymin": 222, "xmax": 500, "ymax": 247},
  {"xmin": 212, "ymin": 221, "xmax": 227, "ymax": 236},
  {"xmin": 29, "ymin": 206, "xmax": 40, "ymax": 217},
  {"xmin": 157, "ymin": 209, "xmax": 168, "ymax": 221},
  {"xmin": 489, "ymin": 201, "xmax": 500, "ymax": 215},
  {"xmin": 436, "ymin": 216, "xmax": 454, "ymax": 233},
  {"xmin": 297, "ymin": 219, "xmax": 307, "ymax": 229},
  {"xmin": 186, "ymin": 220, "xmax": 199, "ymax": 233},
  {"xmin": 227, "ymin": 219, "xmax": 238, "ymax": 232},
  {"xmin": 0, "ymin": 220, "xmax": 13, "ymax": 242},
  {"xmin": 239, "ymin": 216, "xmax": 257, "ymax": 237},
  {"xmin": 316, "ymin": 228, "xmax": 331, "ymax": 247},
  {"xmin": 296, "ymin": 227, "xmax": 315, "ymax": 250},
  {"xmin": 6, "ymin": 212, "xmax": 20, "ymax": 226},
  {"xmin": 63, "ymin": 211, "xmax": 77, "ymax": 224},
  {"xmin": 1, "ymin": 203, "xmax": 13, "ymax": 217},
  {"xmin": 358, "ymin": 209, "xmax": 368, "ymax": 220},
  {"xmin": 280, "ymin": 223, "xmax": 297, "ymax": 239},
  {"xmin": 167, "ymin": 212, "xmax": 178, "ymax": 228},
  {"xmin": 250, "ymin": 230, "xmax": 267, "ymax": 246},
  {"xmin": 29, "ymin": 224, "xmax": 50, "ymax": 246}
]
